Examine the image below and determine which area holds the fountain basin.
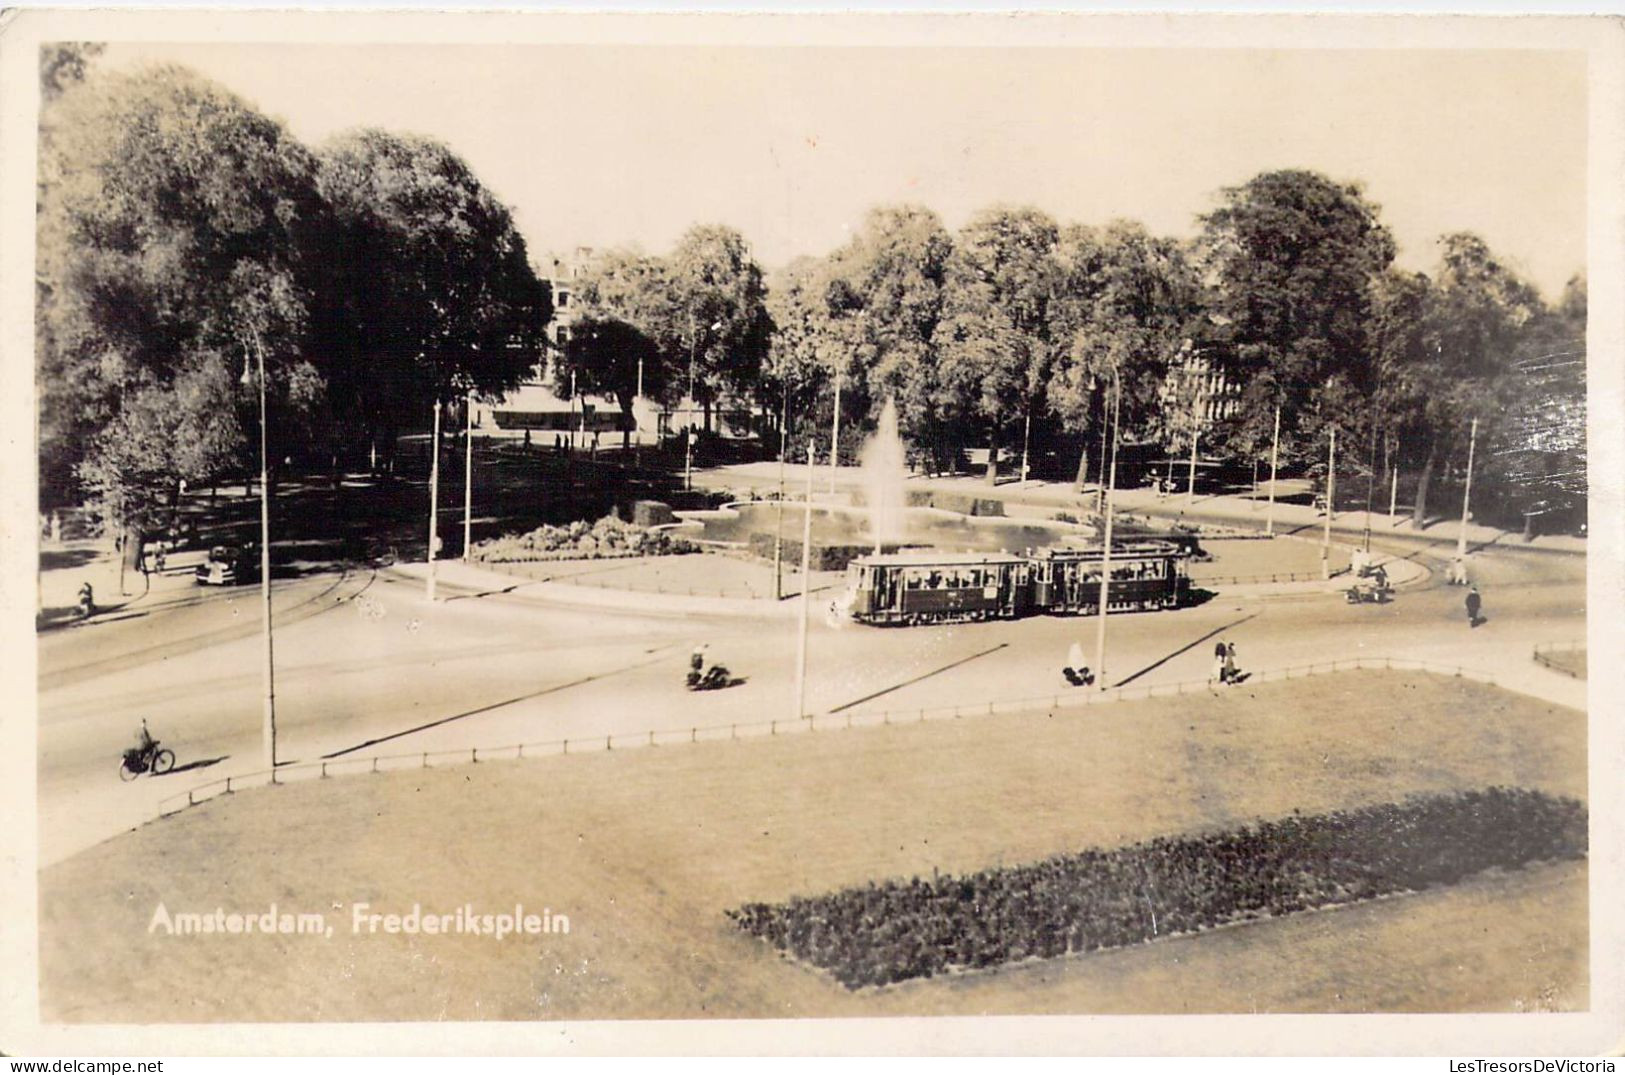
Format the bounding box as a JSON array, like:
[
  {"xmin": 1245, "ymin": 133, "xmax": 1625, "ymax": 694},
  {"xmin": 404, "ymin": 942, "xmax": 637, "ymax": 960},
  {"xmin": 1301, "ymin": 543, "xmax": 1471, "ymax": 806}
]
[{"xmin": 676, "ymin": 501, "xmax": 1084, "ymax": 556}]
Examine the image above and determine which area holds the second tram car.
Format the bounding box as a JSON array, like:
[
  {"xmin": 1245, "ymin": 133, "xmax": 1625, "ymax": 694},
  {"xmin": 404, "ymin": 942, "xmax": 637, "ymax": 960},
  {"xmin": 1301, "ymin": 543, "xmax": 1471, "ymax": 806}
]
[{"xmin": 838, "ymin": 540, "xmax": 1187, "ymax": 626}]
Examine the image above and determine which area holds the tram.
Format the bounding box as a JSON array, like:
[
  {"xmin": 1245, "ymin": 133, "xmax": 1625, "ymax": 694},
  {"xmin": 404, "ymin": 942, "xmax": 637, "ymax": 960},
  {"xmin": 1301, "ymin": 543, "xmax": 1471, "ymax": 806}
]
[{"xmin": 835, "ymin": 540, "xmax": 1188, "ymax": 626}]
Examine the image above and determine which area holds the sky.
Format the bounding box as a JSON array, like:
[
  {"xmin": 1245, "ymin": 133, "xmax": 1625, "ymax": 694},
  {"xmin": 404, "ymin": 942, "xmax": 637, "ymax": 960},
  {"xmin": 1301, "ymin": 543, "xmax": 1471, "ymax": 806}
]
[{"xmin": 102, "ymin": 42, "xmax": 1588, "ymax": 300}]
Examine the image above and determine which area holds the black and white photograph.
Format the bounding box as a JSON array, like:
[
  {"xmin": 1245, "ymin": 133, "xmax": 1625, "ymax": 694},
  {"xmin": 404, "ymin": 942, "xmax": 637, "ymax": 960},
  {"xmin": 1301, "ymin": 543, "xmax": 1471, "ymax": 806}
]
[{"xmin": 2, "ymin": 8, "xmax": 1620, "ymax": 1057}]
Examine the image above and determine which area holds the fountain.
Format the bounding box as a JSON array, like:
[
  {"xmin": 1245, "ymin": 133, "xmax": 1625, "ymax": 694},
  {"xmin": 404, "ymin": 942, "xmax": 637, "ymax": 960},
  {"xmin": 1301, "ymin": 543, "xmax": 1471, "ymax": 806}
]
[
  {"xmin": 679, "ymin": 395, "xmax": 1089, "ymax": 560},
  {"xmin": 859, "ymin": 397, "xmax": 908, "ymax": 552}
]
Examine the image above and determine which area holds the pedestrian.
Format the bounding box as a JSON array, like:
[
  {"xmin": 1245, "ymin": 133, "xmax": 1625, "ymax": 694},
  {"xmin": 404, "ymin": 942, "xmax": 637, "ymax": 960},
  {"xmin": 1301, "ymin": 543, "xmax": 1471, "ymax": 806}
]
[
  {"xmin": 1224, "ymin": 642, "xmax": 1238, "ymax": 685},
  {"xmin": 1213, "ymin": 641, "xmax": 1228, "ymax": 685},
  {"xmin": 1465, "ymin": 585, "xmax": 1482, "ymax": 628},
  {"xmin": 524, "ymin": 428, "xmax": 531, "ymax": 450},
  {"xmin": 690, "ymin": 642, "xmax": 708, "ymax": 675}
]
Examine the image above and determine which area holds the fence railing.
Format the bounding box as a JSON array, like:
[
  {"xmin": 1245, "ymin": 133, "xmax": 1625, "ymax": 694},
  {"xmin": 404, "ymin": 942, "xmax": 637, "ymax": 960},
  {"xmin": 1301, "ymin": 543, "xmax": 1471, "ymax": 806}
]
[
  {"xmin": 1532, "ymin": 641, "xmax": 1586, "ymax": 678},
  {"xmin": 1186, "ymin": 570, "xmax": 1333, "ymax": 586},
  {"xmin": 155, "ymin": 655, "xmax": 1513, "ymax": 822}
]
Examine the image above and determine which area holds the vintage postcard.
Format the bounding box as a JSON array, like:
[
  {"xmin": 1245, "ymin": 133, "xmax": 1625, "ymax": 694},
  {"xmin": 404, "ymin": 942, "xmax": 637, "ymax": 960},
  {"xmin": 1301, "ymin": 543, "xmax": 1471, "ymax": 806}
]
[{"xmin": 1, "ymin": 8, "xmax": 1620, "ymax": 1058}]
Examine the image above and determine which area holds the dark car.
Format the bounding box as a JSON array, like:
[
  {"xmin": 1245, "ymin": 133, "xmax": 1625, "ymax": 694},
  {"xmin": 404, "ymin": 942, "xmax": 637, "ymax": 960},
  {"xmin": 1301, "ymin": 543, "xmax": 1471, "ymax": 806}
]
[{"xmin": 195, "ymin": 545, "xmax": 257, "ymax": 586}]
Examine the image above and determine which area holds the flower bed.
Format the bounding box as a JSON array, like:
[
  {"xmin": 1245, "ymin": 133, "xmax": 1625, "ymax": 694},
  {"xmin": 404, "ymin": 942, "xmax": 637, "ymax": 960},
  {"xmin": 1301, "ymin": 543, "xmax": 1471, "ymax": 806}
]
[
  {"xmin": 727, "ymin": 787, "xmax": 1586, "ymax": 990},
  {"xmin": 473, "ymin": 514, "xmax": 698, "ymax": 563}
]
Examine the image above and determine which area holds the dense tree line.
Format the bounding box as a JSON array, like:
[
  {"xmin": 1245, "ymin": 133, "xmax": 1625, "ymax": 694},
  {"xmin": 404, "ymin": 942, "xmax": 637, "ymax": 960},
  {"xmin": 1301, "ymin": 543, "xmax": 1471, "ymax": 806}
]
[
  {"xmin": 38, "ymin": 50, "xmax": 1584, "ymax": 539},
  {"xmin": 728, "ymin": 787, "xmax": 1586, "ymax": 990},
  {"xmin": 36, "ymin": 52, "xmax": 550, "ymax": 540}
]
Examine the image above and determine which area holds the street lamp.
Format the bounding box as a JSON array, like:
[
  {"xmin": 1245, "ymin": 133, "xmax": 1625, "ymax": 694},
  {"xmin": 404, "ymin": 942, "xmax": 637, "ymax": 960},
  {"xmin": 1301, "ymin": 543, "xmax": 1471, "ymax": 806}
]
[
  {"xmin": 1457, "ymin": 416, "xmax": 1479, "ymax": 560},
  {"xmin": 1092, "ymin": 366, "xmax": 1122, "ymax": 690},
  {"xmin": 241, "ymin": 332, "xmax": 277, "ymax": 771},
  {"xmin": 463, "ymin": 388, "xmax": 475, "ymax": 562},
  {"xmin": 774, "ymin": 364, "xmax": 790, "ymax": 601},
  {"xmin": 1322, "ymin": 426, "xmax": 1337, "ymax": 579},
  {"xmin": 684, "ymin": 318, "xmax": 723, "ymax": 492},
  {"xmin": 426, "ymin": 395, "xmax": 442, "ymax": 601},
  {"xmin": 793, "ymin": 439, "xmax": 815, "ymax": 720}
]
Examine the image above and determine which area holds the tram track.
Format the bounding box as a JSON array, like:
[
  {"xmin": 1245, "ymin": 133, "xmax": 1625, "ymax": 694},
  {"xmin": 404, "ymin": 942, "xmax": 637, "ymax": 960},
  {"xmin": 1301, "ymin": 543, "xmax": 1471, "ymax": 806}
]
[{"xmin": 38, "ymin": 564, "xmax": 377, "ymax": 691}]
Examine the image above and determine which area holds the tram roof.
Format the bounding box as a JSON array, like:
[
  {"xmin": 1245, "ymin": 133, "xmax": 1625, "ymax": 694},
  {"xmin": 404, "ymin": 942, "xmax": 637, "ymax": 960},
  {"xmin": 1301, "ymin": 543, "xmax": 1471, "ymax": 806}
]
[
  {"xmin": 1035, "ymin": 539, "xmax": 1186, "ymax": 558},
  {"xmin": 851, "ymin": 541, "xmax": 1182, "ymax": 568},
  {"xmin": 851, "ymin": 550, "xmax": 1030, "ymax": 567}
]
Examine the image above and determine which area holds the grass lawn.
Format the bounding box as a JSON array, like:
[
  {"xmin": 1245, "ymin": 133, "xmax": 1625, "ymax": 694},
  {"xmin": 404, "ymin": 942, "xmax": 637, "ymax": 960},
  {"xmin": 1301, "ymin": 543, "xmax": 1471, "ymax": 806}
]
[
  {"xmin": 1186, "ymin": 536, "xmax": 1353, "ymax": 583},
  {"xmin": 39, "ymin": 670, "xmax": 1585, "ymax": 1022},
  {"xmin": 483, "ymin": 552, "xmax": 844, "ymax": 600}
]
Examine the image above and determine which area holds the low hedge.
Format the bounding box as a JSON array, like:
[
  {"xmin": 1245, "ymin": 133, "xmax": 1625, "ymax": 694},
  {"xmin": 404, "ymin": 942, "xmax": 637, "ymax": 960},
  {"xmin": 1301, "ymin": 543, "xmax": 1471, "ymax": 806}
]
[
  {"xmin": 728, "ymin": 787, "xmax": 1585, "ymax": 990},
  {"xmin": 748, "ymin": 533, "xmax": 875, "ymax": 572},
  {"xmin": 905, "ymin": 490, "xmax": 1005, "ymax": 517},
  {"xmin": 473, "ymin": 514, "xmax": 697, "ymax": 563}
]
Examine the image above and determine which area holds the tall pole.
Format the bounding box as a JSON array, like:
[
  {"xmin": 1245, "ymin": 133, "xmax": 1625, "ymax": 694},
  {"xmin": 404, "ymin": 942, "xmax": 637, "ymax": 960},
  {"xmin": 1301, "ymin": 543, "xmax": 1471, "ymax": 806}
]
[
  {"xmin": 248, "ymin": 333, "xmax": 276, "ymax": 771},
  {"xmin": 1457, "ymin": 416, "xmax": 1478, "ymax": 560},
  {"xmin": 1093, "ymin": 372, "xmax": 1121, "ymax": 689},
  {"xmin": 1363, "ymin": 419, "xmax": 1377, "ymax": 554},
  {"xmin": 462, "ymin": 389, "xmax": 474, "ymax": 561},
  {"xmin": 684, "ymin": 319, "xmax": 696, "ymax": 492},
  {"xmin": 794, "ymin": 440, "xmax": 815, "ymax": 719},
  {"xmin": 829, "ymin": 368, "xmax": 842, "ymax": 495},
  {"xmin": 1020, "ymin": 405, "xmax": 1032, "ymax": 485},
  {"xmin": 774, "ymin": 376, "xmax": 789, "ymax": 600},
  {"xmin": 1185, "ymin": 425, "xmax": 1199, "ymax": 505},
  {"xmin": 1390, "ymin": 459, "xmax": 1400, "ymax": 524},
  {"xmin": 1265, "ymin": 406, "xmax": 1281, "ymax": 537},
  {"xmin": 1321, "ymin": 426, "xmax": 1336, "ymax": 579},
  {"xmin": 427, "ymin": 397, "xmax": 441, "ymax": 602}
]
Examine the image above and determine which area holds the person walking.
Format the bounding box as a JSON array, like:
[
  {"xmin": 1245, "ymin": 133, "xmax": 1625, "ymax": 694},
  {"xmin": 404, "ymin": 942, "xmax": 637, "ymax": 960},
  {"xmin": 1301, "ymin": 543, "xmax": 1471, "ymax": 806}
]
[
  {"xmin": 1223, "ymin": 642, "xmax": 1238, "ymax": 685},
  {"xmin": 1213, "ymin": 641, "xmax": 1228, "ymax": 685},
  {"xmin": 1465, "ymin": 585, "xmax": 1482, "ymax": 628}
]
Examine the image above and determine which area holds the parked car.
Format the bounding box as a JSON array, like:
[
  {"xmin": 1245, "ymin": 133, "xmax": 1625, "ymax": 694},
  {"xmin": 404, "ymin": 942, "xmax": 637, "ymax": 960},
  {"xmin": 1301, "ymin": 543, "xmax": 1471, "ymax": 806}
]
[{"xmin": 195, "ymin": 545, "xmax": 257, "ymax": 586}]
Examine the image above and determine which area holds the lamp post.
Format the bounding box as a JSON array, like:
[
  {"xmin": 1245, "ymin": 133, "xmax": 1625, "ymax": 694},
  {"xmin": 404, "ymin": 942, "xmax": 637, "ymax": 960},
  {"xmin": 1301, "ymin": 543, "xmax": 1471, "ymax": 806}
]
[
  {"xmin": 682, "ymin": 318, "xmax": 722, "ymax": 492},
  {"xmin": 793, "ymin": 439, "xmax": 815, "ymax": 720},
  {"xmin": 1457, "ymin": 416, "xmax": 1479, "ymax": 560},
  {"xmin": 463, "ymin": 389, "xmax": 474, "ymax": 561},
  {"xmin": 426, "ymin": 396, "xmax": 442, "ymax": 601},
  {"xmin": 1092, "ymin": 368, "xmax": 1121, "ymax": 689},
  {"xmin": 1265, "ymin": 406, "xmax": 1280, "ymax": 537},
  {"xmin": 242, "ymin": 333, "xmax": 277, "ymax": 771},
  {"xmin": 1321, "ymin": 426, "xmax": 1336, "ymax": 579},
  {"xmin": 774, "ymin": 371, "xmax": 789, "ymax": 601},
  {"xmin": 1363, "ymin": 418, "xmax": 1377, "ymax": 554},
  {"xmin": 829, "ymin": 367, "xmax": 842, "ymax": 495},
  {"xmin": 1390, "ymin": 435, "xmax": 1400, "ymax": 524}
]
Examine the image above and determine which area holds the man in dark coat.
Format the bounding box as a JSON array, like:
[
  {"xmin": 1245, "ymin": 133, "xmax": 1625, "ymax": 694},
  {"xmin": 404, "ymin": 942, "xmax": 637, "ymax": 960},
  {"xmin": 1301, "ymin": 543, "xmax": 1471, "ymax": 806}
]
[{"xmin": 1465, "ymin": 585, "xmax": 1482, "ymax": 627}]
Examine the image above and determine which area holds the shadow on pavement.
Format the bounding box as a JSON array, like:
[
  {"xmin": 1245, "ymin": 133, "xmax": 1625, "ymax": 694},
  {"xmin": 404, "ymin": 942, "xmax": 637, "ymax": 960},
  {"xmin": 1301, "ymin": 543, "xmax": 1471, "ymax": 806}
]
[
  {"xmin": 161, "ymin": 755, "xmax": 230, "ymax": 777},
  {"xmin": 1114, "ymin": 611, "xmax": 1260, "ymax": 688}
]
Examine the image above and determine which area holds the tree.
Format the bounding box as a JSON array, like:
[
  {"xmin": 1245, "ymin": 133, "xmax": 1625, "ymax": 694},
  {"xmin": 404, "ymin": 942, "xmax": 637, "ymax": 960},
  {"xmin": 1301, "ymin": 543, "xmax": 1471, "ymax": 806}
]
[
  {"xmin": 315, "ymin": 129, "xmax": 551, "ymax": 457},
  {"xmin": 833, "ymin": 205, "xmax": 955, "ymax": 470},
  {"xmin": 764, "ymin": 256, "xmax": 845, "ymax": 458},
  {"xmin": 37, "ymin": 63, "xmax": 322, "ymax": 527},
  {"xmin": 1047, "ymin": 222, "xmax": 1207, "ymax": 489},
  {"xmin": 664, "ymin": 225, "xmax": 770, "ymax": 431},
  {"xmin": 933, "ymin": 206, "xmax": 1060, "ymax": 483},
  {"xmin": 553, "ymin": 248, "xmax": 675, "ymax": 450},
  {"xmin": 1381, "ymin": 233, "xmax": 1543, "ymax": 525},
  {"xmin": 1199, "ymin": 170, "xmax": 1396, "ymax": 467}
]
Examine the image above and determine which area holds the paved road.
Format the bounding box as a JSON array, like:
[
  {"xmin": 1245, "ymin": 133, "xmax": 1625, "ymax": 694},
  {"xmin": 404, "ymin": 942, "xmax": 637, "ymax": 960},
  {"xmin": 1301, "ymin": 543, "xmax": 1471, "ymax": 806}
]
[{"xmin": 36, "ymin": 520, "xmax": 1585, "ymax": 867}]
